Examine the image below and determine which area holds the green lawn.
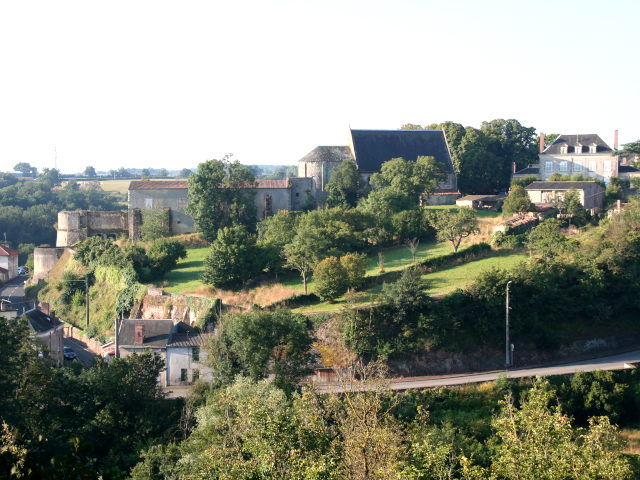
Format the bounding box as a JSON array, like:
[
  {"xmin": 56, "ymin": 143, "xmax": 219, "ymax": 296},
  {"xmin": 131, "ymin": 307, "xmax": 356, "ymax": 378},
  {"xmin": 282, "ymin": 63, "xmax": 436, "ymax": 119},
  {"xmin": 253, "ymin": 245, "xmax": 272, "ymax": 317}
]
[
  {"xmin": 282, "ymin": 241, "xmax": 455, "ymax": 295},
  {"xmin": 421, "ymin": 251, "xmax": 527, "ymax": 295},
  {"xmin": 293, "ymin": 250, "xmax": 527, "ymax": 313},
  {"xmin": 163, "ymin": 248, "xmax": 209, "ymax": 294},
  {"xmin": 424, "ymin": 204, "xmax": 502, "ymax": 219}
]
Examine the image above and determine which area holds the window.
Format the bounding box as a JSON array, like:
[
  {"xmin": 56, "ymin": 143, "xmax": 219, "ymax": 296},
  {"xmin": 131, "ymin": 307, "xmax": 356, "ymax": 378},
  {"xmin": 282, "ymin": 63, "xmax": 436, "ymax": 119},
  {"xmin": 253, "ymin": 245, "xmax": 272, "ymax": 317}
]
[
  {"xmin": 145, "ymin": 198, "xmax": 153, "ymax": 208},
  {"xmin": 590, "ymin": 144, "xmax": 598, "ymax": 153},
  {"xmin": 604, "ymin": 160, "xmax": 612, "ymax": 172},
  {"xmin": 589, "ymin": 160, "xmax": 598, "ymax": 172},
  {"xmin": 192, "ymin": 347, "xmax": 200, "ymax": 362},
  {"xmin": 560, "ymin": 161, "xmax": 568, "ymax": 172},
  {"xmin": 560, "ymin": 145, "xmax": 568, "ymax": 154},
  {"xmin": 545, "ymin": 161, "xmax": 553, "ymax": 172},
  {"xmin": 574, "ymin": 145, "xmax": 582, "ymax": 155},
  {"xmin": 192, "ymin": 369, "xmax": 200, "ymax": 382},
  {"xmin": 574, "ymin": 161, "xmax": 583, "ymax": 172},
  {"xmin": 180, "ymin": 368, "xmax": 187, "ymax": 382}
]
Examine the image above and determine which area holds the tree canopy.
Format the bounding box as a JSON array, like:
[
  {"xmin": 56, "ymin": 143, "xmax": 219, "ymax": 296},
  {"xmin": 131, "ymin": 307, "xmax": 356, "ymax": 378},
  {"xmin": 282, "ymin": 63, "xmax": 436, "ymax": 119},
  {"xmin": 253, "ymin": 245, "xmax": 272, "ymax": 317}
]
[{"xmin": 186, "ymin": 155, "xmax": 256, "ymax": 241}]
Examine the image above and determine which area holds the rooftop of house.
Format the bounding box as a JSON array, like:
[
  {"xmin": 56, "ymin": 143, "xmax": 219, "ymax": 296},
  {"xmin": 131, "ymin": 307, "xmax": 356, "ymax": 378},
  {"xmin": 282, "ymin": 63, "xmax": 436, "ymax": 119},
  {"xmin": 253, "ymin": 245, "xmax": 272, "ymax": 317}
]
[
  {"xmin": 24, "ymin": 308, "xmax": 61, "ymax": 334},
  {"xmin": 619, "ymin": 165, "xmax": 640, "ymax": 173},
  {"xmin": 298, "ymin": 146, "xmax": 353, "ymax": 164},
  {"xmin": 542, "ymin": 134, "xmax": 613, "ymax": 155},
  {"xmin": 128, "ymin": 179, "xmax": 290, "ymax": 191},
  {"xmin": 525, "ymin": 181, "xmax": 605, "ymax": 191},
  {"xmin": 350, "ymin": 129, "xmax": 455, "ymax": 174},
  {"xmin": 0, "ymin": 245, "xmax": 19, "ymax": 256},
  {"xmin": 118, "ymin": 319, "xmax": 209, "ymax": 348},
  {"xmin": 513, "ymin": 166, "xmax": 540, "ymax": 176},
  {"xmin": 457, "ymin": 194, "xmax": 506, "ymax": 202}
]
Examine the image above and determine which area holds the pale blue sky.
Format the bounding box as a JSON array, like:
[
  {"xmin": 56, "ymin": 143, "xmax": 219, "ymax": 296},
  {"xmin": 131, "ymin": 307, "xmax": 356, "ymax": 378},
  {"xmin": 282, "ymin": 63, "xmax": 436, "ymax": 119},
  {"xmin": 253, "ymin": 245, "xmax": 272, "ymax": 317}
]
[{"xmin": 0, "ymin": 0, "xmax": 638, "ymax": 173}]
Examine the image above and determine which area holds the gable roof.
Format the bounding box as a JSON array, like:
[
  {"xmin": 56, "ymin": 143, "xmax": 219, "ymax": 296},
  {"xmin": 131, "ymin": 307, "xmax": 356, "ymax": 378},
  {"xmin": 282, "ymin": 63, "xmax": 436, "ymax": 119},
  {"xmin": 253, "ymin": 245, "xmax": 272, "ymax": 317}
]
[
  {"xmin": 525, "ymin": 181, "xmax": 605, "ymax": 191},
  {"xmin": 298, "ymin": 146, "xmax": 354, "ymax": 164},
  {"xmin": 119, "ymin": 319, "xmax": 174, "ymax": 348},
  {"xmin": 542, "ymin": 134, "xmax": 612, "ymax": 155},
  {"xmin": 129, "ymin": 181, "xmax": 188, "ymax": 190},
  {"xmin": 118, "ymin": 319, "xmax": 209, "ymax": 349},
  {"xmin": 24, "ymin": 308, "xmax": 61, "ymax": 334},
  {"xmin": 349, "ymin": 129, "xmax": 454, "ymax": 174},
  {"xmin": 0, "ymin": 245, "xmax": 19, "ymax": 256},
  {"xmin": 513, "ymin": 166, "xmax": 540, "ymax": 176}
]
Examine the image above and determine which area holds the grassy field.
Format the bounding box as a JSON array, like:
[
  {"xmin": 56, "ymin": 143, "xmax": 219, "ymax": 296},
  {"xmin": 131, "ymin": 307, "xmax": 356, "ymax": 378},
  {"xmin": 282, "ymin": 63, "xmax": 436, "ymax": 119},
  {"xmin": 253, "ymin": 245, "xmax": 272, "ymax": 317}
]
[
  {"xmin": 293, "ymin": 250, "xmax": 527, "ymax": 313},
  {"xmin": 421, "ymin": 251, "xmax": 527, "ymax": 295},
  {"xmin": 163, "ymin": 248, "xmax": 209, "ymax": 294},
  {"xmin": 424, "ymin": 204, "xmax": 502, "ymax": 219},
  {"xmin": 281, "ymin": 241, "xmax": 456, "ymax": 295}
]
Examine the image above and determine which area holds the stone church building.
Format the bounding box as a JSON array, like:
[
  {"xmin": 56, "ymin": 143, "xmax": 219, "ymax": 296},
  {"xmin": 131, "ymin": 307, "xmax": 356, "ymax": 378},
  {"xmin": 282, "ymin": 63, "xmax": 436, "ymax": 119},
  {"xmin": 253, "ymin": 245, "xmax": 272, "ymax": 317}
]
[{"xmin": 298, "ymin": 128, "xmax": 459, "ymax": 205}]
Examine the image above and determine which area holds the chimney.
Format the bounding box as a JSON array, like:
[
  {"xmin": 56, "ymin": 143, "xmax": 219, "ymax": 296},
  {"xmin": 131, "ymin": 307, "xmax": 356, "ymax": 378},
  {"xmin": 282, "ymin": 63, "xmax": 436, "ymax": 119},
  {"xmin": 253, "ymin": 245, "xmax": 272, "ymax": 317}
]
[
  {"xmin": 134, "ymin": 324, "xmax": 144, "ymax": 345},
  {"xmin": 39, "ymin": 302, "xmax": 50, "ymax": 316},
  {"xmin": 512, "ymin": 162, "xmax": 517, "ymax": 174},
  {"xmin": 614, "ymin": 129, "xmax": 619, "ymax": 150},
  {"xmin": 539, "ymin": 133, "xmax": 545, "ymax": 153}
]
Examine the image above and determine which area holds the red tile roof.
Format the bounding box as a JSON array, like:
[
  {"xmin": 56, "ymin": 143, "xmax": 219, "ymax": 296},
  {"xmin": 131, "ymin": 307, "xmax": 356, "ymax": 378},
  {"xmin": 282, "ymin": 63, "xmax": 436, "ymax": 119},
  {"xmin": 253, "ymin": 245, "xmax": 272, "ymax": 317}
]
[
  {"xmin": 129, "ymin": 179, "xmax": 290, "ymax": 190},
  {"xmin": 129, "ymin": 181, "xmax": 188, "ymax": 190},
  {"xmin": 255, "ymin": 179, "xmax": 289, "ymax": 189},
  {"xmin": 0, "ymin": 245, "xmax": 19, "ymax": 256}
]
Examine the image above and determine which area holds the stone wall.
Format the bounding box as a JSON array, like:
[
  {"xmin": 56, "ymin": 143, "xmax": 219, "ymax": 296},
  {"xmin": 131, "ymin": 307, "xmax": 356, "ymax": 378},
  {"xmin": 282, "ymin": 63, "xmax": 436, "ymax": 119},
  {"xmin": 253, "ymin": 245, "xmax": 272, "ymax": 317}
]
[
  {"xmin": 33, "ymin": 247, "xmax": 68, "ymax": 281},
  {"xmin": 129, "ymin": 290, "xmax": 218, "ymax": 327},
  {"xmin": 387, "ymin": 334, "xmax": 640, "ymax": 377},
  {"xmin": 128, "ymin": 188, "xmax": 194, "ymax": 234},
  {"xmin": 56, "ymin": 210, "xmax": 129, "ymax": 247}
]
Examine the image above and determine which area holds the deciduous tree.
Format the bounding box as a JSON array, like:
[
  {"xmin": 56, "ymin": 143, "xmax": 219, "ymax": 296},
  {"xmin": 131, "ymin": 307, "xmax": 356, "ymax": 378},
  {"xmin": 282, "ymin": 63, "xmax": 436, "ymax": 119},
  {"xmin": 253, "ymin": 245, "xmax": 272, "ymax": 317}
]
[
  {"xmin": 186, "ymin": 155, "xmax": 256, "ymax": 241},
  {"xmin": 425, "ymin": 207, "xmax": 479, "ymax": 252}
]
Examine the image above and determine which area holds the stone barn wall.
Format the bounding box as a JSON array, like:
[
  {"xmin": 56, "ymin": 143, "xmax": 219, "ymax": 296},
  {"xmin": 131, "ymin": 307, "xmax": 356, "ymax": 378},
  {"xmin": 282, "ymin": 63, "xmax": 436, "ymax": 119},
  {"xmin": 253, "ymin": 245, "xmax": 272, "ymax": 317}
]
[{"xmin": 128, "ymin": 187, "xmax": 194, "ymax": 235}]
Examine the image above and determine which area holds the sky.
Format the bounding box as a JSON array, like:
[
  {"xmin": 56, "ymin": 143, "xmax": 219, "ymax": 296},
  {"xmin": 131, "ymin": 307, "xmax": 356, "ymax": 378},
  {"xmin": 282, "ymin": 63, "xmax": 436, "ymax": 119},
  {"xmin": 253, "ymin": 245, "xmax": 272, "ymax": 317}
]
[{"xmin": 1, "ymin": 0, "xmax": 638, "ymax": 174}]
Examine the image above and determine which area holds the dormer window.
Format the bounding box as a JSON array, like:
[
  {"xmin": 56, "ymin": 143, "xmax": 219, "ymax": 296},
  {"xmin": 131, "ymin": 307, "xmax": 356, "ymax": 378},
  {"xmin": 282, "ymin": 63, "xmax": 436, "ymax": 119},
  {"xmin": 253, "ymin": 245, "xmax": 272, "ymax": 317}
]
[
  {"xmin": 560, "ymin": 145, "xmax": 568, "ymax": 154},
  {"xmin": 589, "ymin": 143, "xmax": 597, "ymax": 154},
  {"xmin": 575, "ymin": 144, "xmax": 582, "ymax": 155}
]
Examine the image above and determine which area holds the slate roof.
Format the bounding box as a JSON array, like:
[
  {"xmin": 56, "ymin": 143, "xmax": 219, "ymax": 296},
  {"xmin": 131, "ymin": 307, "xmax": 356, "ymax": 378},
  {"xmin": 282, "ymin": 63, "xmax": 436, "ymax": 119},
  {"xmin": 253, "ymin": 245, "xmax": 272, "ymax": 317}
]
[
  {"xmin": 542, "ymin": 134, "xmax": 612, "ymax": 155},
  {"xmin": 457, "ymin": 194, "xmax": 506, "ymax": 202},
  {"xmin": 525, "ymin": 181, "xmax": 604, "ymax": 191},
  {"xmin": 119, "ymin": 319, "xmax": 174, "ymax": 348},
  {"xmin": 350, "ymin": 129, "xmax": 455, "ymax": 174},
  {"xmin": 0, "ymin": 245, "xmax": 19, "ymax": 256},
  {"xmin": 129, "ymin": 179, "xmax": 289, "ymax": 191},
  {"xmin": 24, "ymin": 308, "xmax": 61, "ymax": 334},
  {"xmin": 118, "ymin": 319, "xmax": 209, "ymax": 348},
  {"xmin": 514, "ymin": 166, "xmax": 540, "ymax": 176},
  {"xmin": 619, "ymin": 165, "xmax": 640, "ymax": 173},
  {"xmin": 298, "ymin": 146, "xmax": 354, "ymax": 164}
]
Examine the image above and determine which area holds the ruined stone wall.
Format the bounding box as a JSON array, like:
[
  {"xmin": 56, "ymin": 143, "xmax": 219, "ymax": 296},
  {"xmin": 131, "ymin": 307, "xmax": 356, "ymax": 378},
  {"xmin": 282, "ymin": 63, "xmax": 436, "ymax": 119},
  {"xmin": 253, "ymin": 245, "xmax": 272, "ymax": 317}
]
[
  {"xmin": 33, "ymin": 247, "xmax": 68, "ymax": 281},
  {"xmin": 129, "ymin": 290, "xmax": 218, "ymax": 327},
  {"xmin": 56, "ymin": 210, "xmax": 128, "ymax": 247},
  {"xmin": 128, "ymin": 188, "xmax": 194, "ymax": 234},
  {"xmin": 289, "ymin": 177, "xmax": 315, "ymax": 211},
  {"xmin": 254, "ymin": 188, "xmax": 291, "ymax": 220}
]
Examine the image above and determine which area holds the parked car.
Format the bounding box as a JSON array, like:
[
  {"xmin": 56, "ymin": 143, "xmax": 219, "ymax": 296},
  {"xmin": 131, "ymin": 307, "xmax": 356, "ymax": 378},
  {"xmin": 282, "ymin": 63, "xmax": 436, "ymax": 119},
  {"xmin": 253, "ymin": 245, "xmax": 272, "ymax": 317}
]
[
  {"xmin": 17, "ymin": 266, "xmax": 27, "ymax": 275},
  {"xmin": 63, "ymin": 346, "xmax": 77, "ymax": 360}
]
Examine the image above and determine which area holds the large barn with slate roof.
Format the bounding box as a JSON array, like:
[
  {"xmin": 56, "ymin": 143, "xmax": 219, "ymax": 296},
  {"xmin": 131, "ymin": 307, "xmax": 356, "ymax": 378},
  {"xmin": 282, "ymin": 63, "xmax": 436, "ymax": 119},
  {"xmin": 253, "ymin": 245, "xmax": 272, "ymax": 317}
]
[{"xmin": 298, "ymin": 128, "xmax": 459, "ymax": 205}]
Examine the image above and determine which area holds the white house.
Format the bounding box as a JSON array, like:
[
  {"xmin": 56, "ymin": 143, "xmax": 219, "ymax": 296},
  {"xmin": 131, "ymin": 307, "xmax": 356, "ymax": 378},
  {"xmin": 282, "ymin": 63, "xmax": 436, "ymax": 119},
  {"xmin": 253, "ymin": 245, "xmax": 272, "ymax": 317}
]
[
  {"xmin": 117, "ymin": 319, "xmax": 212, "ymax": 387},
  {"xmin": 0, "ymin": 245, "xmax": 19, "ymax": 282},
  {"xmin": 514, "ymin": 133, "xmax": 629, "ymax": 185}
]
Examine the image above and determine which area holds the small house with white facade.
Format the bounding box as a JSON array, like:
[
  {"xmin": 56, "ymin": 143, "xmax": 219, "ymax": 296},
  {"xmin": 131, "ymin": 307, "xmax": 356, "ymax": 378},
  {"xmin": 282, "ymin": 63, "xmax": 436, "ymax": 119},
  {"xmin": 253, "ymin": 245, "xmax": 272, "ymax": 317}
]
[
  {"xmin": 117, "ymin": 319, "xmax": 212, "ymax": 387},
  {"xmin": 524, "ymin": 181, "xmax": 605, "ymax": 211},
  {"xmin": 0, "ymin": 245, "xmax": 19, "ymax": 283}
]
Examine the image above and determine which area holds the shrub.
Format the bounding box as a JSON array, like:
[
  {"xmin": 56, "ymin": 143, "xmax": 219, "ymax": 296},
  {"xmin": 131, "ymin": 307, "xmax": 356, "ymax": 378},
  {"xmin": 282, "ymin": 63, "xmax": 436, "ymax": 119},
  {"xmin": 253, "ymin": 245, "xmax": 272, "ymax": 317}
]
[
  {"xmin": 340, "ymin": 252, "xmax": 368, "ymax": 292},
  {"xmin": 313, "ymin": 256, "xmax": 348, "ymax": 301}
]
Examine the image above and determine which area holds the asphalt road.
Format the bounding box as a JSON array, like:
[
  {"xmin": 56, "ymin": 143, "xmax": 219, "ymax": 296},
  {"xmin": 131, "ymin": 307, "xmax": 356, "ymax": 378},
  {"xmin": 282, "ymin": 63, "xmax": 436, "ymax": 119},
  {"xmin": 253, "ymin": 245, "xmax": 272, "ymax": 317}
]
[
  {"xmin": 316, "ymin": 349, "xmax": 640, "ymax": 393},
  {"xmin": 63, "ymin": 337, "xmax": 99, "ymax": 366},
  {"xmin": 0, "ymin": 274, "xmax": 32, "ymax": 314}
]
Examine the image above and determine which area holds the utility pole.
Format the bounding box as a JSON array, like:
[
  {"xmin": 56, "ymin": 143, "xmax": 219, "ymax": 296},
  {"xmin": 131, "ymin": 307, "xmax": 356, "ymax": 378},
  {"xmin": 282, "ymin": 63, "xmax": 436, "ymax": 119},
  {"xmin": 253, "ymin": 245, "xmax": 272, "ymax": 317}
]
[
  {"xmin": 85, "ymin": 276, "xmax": 90, "ymax": 329},
  {"xmin": 505, "ymin": 280, "xmax": 512, "ymax": 368}
]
